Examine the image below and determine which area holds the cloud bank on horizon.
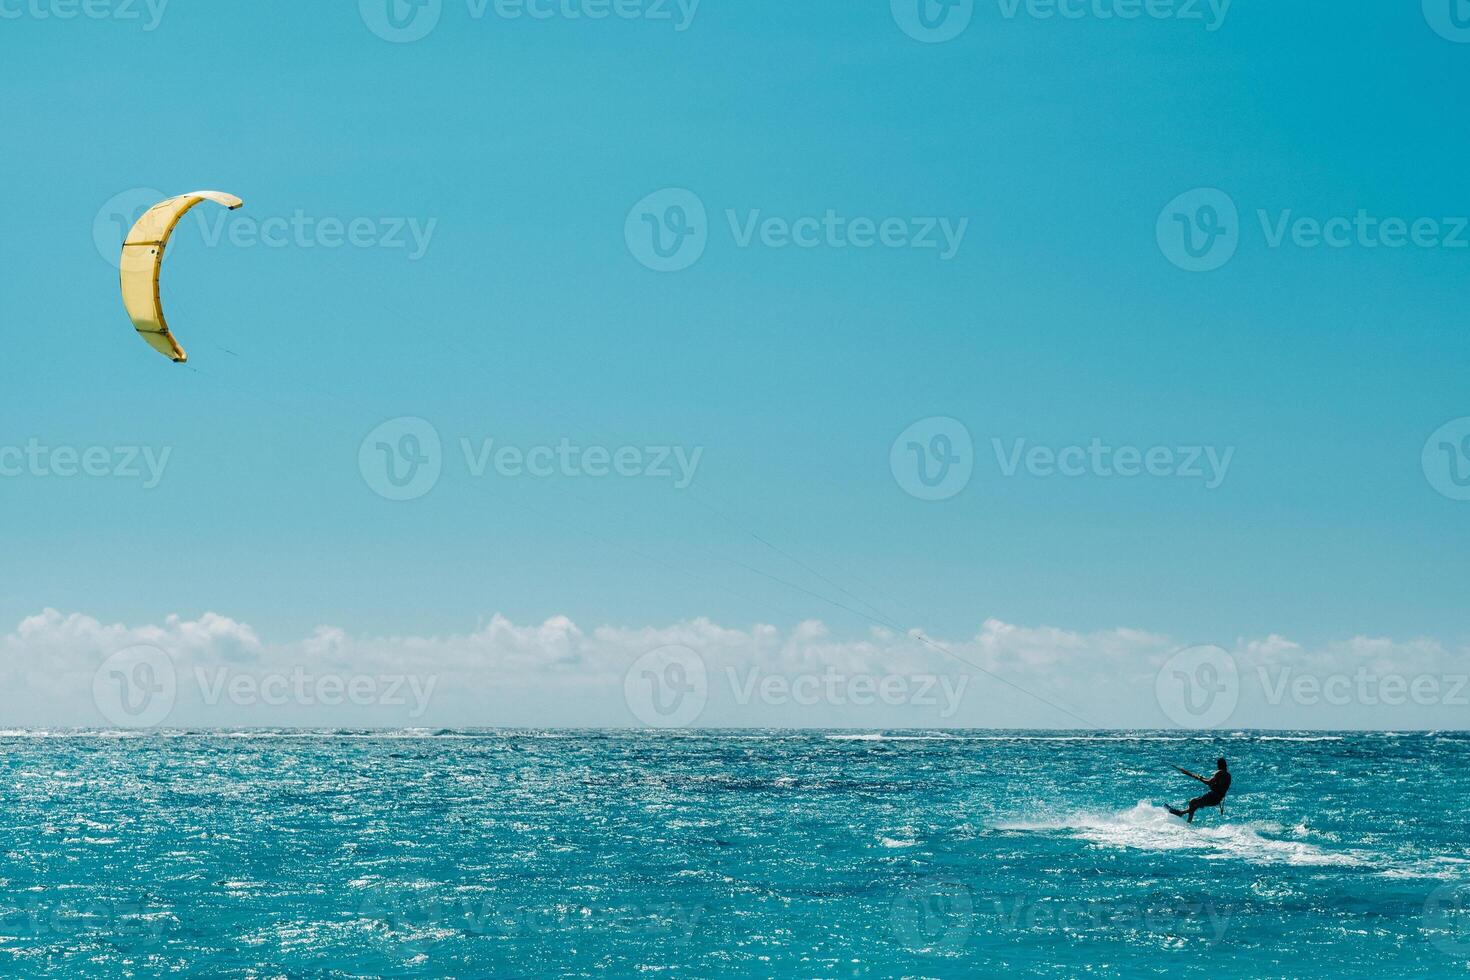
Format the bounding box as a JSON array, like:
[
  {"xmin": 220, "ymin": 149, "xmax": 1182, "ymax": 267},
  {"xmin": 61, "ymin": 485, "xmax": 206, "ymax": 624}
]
[{"xmin": 2, "ymin": 609, "xmax": 1463, "ymax": 731}]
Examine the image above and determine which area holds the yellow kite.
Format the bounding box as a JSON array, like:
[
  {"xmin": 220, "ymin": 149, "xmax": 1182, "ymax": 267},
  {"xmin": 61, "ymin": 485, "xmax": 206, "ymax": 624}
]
[{"xmin": 119, "ymin": 190, "xmax": 243, "ymax": 363}]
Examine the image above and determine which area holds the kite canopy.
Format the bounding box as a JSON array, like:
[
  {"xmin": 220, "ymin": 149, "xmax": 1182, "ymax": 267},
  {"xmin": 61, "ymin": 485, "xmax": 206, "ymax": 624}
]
[{"xmin": 119, "ymin": 190, "xmax": 243, "ymax": 363}]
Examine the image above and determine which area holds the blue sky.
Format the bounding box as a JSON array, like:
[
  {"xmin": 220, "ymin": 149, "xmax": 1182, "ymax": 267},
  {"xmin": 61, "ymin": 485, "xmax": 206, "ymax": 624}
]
[{"xmin": 1, "ymin": 1, "xmax": 1467, "ymax": 726}]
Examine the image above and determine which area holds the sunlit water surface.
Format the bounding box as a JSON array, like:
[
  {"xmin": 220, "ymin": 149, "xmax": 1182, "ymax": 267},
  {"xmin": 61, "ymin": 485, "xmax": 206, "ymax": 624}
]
[{"xmin": 1, "ymin": 730, "xmax": 1467, "ymax": 977}]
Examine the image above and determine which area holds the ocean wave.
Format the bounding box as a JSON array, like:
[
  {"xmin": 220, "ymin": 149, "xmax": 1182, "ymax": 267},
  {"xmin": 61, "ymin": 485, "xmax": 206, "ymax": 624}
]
[
  {"xmin": 826, "ymin": 733, "xmax": 958, "ymax": 742},
  {"xmin": 994, "ymin": 801, "xmax": 1368, "ymax": 868},
  {"xmin": 1252, "ymin": 735, "xmax": 1344, "ymax": 742},
  {"xmin": 827, "ymin": 733, "xmax": 1208, "ymax": 743},
  {"xmin": 0, "ymin": 728, "xmax": 1444, "ymax": 742}
]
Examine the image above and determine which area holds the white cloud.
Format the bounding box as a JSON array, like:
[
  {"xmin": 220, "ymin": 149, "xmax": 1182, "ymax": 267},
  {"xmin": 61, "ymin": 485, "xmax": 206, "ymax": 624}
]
[{"xmin": 0, "ymin": 609, "xmax": 1464, "ymax": 730}]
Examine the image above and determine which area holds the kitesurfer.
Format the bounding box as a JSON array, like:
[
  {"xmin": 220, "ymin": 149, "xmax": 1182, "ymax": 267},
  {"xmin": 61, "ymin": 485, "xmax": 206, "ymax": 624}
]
[{"xmin": 1168, "ymin": 758, "xmax": 1230, "ymax": 823}]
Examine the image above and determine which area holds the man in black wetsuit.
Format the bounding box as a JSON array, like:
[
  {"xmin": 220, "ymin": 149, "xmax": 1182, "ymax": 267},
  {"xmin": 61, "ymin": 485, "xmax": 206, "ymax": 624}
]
[{"xmin": 1168, "ymin": 758, "xmax": 1231, "ymax": 823}]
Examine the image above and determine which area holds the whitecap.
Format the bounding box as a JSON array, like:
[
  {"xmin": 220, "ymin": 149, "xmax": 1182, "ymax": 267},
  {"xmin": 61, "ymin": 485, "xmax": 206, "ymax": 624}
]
[{"xmin": 995, "ymin": 801, "xmax": 1367, "ymax": 868}]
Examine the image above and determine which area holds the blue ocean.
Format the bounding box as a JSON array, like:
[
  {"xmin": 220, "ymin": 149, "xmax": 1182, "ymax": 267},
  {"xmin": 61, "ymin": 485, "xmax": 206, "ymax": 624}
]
[{"xmin": 1, "ymin": 730, "xmax": 1467, "ymax": 977}]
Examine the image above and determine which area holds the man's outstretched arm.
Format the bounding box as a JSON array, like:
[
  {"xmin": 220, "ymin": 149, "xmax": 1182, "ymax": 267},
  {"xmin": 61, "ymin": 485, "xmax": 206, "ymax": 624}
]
[{"xmin": 1173, "ymin": 765, "xmax": 1210, "ymax": 784}]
